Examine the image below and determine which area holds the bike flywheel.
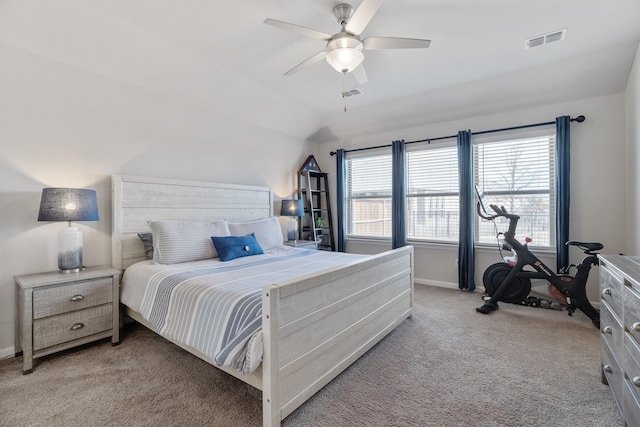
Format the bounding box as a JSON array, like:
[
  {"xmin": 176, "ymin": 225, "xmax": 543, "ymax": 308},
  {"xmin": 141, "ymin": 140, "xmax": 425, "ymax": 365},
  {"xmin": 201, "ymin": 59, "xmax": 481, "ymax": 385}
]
[{"xmin": 483, "ymin": 262, "xmax": 532, "ymax": 304}]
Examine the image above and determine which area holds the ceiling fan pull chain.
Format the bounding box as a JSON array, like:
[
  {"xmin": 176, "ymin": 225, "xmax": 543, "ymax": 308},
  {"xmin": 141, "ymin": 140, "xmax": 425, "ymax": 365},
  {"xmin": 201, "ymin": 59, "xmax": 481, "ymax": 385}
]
[{"xmin": 342, "ymin": 72, "xmax": 348, "ymax": 112}]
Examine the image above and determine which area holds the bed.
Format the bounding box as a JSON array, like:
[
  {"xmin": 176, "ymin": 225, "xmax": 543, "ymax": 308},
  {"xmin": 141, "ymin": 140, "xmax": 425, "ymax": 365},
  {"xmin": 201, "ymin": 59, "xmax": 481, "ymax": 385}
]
[{"xmin": 111, "ymin": 174, "xmax": 414, "ymax": 427}]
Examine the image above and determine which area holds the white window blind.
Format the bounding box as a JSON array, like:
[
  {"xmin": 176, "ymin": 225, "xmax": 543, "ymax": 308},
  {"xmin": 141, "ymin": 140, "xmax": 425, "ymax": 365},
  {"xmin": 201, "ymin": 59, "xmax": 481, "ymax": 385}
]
[
  {"xmin": 474, "ymin": 134, "xmax": 556, "ymax": 248},
  {"xmin": 346, "ymin": 153, "xmax": 392, "ymax": 237},
  {"xmin": 406, "ymin": 141, "xmax": 459, "ymax": 242}
]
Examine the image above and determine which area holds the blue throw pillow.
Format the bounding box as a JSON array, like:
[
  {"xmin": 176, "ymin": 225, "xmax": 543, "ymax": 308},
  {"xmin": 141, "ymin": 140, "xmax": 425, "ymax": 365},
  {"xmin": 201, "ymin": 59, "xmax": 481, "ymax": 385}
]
[{"xmin": 211, "ymin": 233, "xmax": 264, "ymax": 262}]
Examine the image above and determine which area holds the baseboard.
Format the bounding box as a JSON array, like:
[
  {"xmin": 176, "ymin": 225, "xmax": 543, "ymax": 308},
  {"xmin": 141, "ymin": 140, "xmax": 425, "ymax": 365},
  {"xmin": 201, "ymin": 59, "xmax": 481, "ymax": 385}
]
[
  {"xmin": 413, "ymin": 278, "xmax": 600, "ymax": 310},
  {"xmin": 0, "ymin": 346, "xmax": 16, "ymax": 360},
  {"xmin": 414, "ymin": 278, "xmax": 460, "ymax": 290}
]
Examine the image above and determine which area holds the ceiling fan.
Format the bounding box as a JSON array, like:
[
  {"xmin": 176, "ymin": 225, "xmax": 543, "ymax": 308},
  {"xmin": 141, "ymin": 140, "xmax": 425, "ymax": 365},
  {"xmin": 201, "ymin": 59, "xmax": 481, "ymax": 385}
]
[{"xmin": 264, "ymin": 0, "xmax": 431, "ymax": 85}]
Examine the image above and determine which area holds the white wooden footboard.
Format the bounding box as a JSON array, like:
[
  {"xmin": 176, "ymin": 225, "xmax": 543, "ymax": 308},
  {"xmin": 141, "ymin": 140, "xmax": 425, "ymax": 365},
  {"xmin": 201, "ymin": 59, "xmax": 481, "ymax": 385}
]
[{"xmin": 262, "ymin": 245, "xmax": 414, "ymax": 426}]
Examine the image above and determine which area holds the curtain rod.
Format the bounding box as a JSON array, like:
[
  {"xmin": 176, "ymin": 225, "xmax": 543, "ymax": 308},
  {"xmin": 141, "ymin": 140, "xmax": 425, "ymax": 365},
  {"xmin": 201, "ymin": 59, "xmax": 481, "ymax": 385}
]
[{"xmin": 329, "ymin": 115, "xmax": 585, "ymax": 156}]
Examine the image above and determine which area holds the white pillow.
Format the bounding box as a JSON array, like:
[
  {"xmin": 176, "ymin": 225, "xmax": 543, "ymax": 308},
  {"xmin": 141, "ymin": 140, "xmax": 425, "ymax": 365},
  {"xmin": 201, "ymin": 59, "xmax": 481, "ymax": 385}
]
[
  {"xmin": 150, "ymin": 220, "xmax": 230, "ymax": 264},
  {"xmin": 228, "ymin": 217, "xmax": 284, "ymax": 250}
]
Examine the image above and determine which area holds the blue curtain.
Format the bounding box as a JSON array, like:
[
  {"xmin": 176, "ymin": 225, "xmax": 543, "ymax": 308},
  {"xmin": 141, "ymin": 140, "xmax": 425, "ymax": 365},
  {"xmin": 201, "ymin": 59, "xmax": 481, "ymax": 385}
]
[
  {"xmin": 392, "ymin": 140, "xmax": 407, "ymax": 248},
  {"xmin": 336, "ymin": 149, "xmax": 347, "ymax": 252},
  {"xmin": 556, "ymin": 116, "xmax": 570, "ymax": 272},
  {"xmin": 457, "ymin": 130, "xmax": 476, "ymax": 290}
]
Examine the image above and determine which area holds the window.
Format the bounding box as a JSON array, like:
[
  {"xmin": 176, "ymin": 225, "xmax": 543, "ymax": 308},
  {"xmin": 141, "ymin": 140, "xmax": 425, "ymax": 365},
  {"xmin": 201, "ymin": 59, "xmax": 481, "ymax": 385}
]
[
  {"xmin": 346, "ymin": 152, "xmax": 392, "ymax": 238},
  {"xmin": 474, "ymin": 133, "xmax": 556, "ymax": 248},
  {"xmin": 406, "ymin": 141, "xmax": 459, "ymax": 242},
  {"xmin": 343, "ymin": 129, "xmax": 556, "ymax": 248}
]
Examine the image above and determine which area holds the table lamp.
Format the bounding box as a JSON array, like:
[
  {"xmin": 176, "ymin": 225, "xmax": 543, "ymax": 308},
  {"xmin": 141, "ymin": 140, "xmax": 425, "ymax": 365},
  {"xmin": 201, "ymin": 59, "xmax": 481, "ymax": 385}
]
[
  {"xmin": 37, "ymin": 188, "xmax": 99, "ymax": 273},
  {"xmin": 280, "ymin": 199, "xmax": 305, "ymax": 242}
]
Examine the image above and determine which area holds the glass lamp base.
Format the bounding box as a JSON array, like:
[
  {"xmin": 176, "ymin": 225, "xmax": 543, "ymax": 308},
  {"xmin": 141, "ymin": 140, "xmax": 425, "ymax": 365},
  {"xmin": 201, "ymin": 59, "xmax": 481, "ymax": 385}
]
[
  {"xmin": 58, "ymin": 227, "xmax": 83, "ymax": 273},
  {"xmin": 287, "ymin": 218, "xmax": 298, "ymax": 241}
]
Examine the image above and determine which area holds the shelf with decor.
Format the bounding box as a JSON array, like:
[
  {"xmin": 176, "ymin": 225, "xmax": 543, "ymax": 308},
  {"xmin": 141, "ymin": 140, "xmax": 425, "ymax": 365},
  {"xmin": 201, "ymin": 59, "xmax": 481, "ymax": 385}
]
[{"xmin": 297, "ymin": 157, "xmax": 335, "ymax": 251}]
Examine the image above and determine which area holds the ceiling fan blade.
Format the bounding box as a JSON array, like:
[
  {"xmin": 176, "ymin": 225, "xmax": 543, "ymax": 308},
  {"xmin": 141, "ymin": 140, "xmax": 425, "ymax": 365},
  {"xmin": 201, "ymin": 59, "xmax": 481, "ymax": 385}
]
[
  {"xmin": 284, "ymin": 51, "xmax": 327, "ymax": 76},
  {"xmin": 346, "ymin": 0, "xmax": 384, "ymax": 35},
  {"xmin": 352, "ymin": 64, "xmax": 368, "ymax": 85},
  {"xmin": 264, "ymin": 18, "xmax": 332, "ymax": 41},
  {"xmin": 363, "ymin": 37, "xmax": 431, "ymax": 50}
]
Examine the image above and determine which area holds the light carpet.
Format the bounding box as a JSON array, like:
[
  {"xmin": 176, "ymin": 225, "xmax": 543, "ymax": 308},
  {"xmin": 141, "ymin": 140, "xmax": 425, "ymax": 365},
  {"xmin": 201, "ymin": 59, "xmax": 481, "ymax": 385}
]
[{"xmin": 0, "ymin": 285, "xmax": 622, "ymax": 426}]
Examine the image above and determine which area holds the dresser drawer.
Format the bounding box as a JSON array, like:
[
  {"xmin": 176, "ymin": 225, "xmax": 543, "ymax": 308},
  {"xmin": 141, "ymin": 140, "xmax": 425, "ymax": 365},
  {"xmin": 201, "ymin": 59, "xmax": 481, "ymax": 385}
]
[
  {"xmin": 33, "ymin": 304, "xmax": 113, "ymax": 350},
  {"xmin": 602, "ymin": 339, "xmax": 623, "ymax": 404},
  {"xmin": 621, "ymin": 377, "xmax": 640, "ymax": 427},
  {"xmin": 626, "ymin": 285, "xmax": 640, "ymax": 345},
  {"xmin": 601, "ymin": 300, "xmax": 623, "ymax": 352},
  {"xmin": 601, "ymin": 265, "xmax": 624, "ymax": 319},
  {"xmin": 33, "ymin": 277, "xmax": 113, "ymax": 319}
]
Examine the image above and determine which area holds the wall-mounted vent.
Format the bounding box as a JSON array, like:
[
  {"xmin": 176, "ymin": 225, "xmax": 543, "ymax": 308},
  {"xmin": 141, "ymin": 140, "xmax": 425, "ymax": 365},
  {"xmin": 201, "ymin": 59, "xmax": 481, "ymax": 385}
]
[
  {"xmin": 339, "ymin": 88, "xmax": 363, "ymax": 98},
  {"xmin": 525, "ymin": 28, "xmax": 567, "ymax": 49}
]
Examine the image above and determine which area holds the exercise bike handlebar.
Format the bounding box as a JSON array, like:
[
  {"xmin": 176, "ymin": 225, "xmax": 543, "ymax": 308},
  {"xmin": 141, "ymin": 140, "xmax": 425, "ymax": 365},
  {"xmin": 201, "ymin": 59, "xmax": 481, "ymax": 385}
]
[{"xmin": 476, "ymin": 201, "xmax": 520, "ymax": 221}]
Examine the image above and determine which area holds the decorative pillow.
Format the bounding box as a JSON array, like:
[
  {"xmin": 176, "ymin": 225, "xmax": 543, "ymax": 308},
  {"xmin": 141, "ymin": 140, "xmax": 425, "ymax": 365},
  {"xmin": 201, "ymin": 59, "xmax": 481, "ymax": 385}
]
[
  {"xmin": 228, "ymin": 217, "xmax": 283, "ymax": 250},
  {"xmin": 211, "ymin": 234, "xmax": 264, "ymax": 262},
  {"xmin": 137, "ymin": 233, "xmax": 154, "ymax": 259},
  {"xmin": 150, "ymin": 220, "xmax": 230, "ymax": 264}
]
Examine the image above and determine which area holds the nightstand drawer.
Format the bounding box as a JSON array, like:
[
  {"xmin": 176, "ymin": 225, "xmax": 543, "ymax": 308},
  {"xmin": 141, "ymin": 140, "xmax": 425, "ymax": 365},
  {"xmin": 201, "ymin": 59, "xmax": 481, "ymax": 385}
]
[
  {"xmin": 33, "ymin": 277, "xmax": 113, "ymax": 319},
  {"xmin": 33, "ymin": 304, "xmax": 113, "ymax": 350}
]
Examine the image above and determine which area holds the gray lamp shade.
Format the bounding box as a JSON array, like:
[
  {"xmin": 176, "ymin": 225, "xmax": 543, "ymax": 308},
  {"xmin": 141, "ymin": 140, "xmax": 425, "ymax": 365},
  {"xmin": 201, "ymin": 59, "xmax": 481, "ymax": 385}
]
[
  {"xmin": 280, "ymin": 199, "xmax": 304, "ymax": 217},
  {"xmin": 38, "ymin": 188, "xmax": 99, "ymax": 222}
]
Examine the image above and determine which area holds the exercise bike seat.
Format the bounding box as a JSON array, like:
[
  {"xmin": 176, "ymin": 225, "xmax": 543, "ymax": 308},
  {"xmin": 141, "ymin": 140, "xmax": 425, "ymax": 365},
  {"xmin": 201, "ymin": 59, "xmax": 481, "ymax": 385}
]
[{"xmin": 566, "ymin": 241, "xmax": 603, "ymax": 252}]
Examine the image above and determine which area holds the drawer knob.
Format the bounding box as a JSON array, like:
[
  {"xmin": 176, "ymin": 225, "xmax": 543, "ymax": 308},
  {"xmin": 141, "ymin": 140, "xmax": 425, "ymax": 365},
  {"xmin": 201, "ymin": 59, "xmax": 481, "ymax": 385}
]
[
  {"xmin": 633, "ymin": 322, "xmax": 640, "ymax": 332},
  {"xmin": 603, "ymin": 364, "xmax": 613, "ymax": 374},
  {"xmin": 70, "ymin": 323, "xmax": 85, "ymax": 331},
  {"xmin": 603, "ymin": 326, "xmax": 613, "ymax": 335},
  {"xmin": 601, "ymin": 288, "xmax": 612, "ymax": 297},
  {"xmin": 634, "ymin": 377, "xmax": 640, "ymax": 388},
  {"xmin": 70, "ymin": 295, "xmax": 84, "ymax": 302}
]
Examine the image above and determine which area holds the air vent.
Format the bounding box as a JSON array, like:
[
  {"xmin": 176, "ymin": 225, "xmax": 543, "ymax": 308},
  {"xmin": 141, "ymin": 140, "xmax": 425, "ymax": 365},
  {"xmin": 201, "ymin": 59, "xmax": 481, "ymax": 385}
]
[
  {"xmin": 525, "ymin": 28, "xmax": 567, "ymax": 49},
  {"xmin": 339, "ymin": 88, "xmax": 363, "ymax": 98}
]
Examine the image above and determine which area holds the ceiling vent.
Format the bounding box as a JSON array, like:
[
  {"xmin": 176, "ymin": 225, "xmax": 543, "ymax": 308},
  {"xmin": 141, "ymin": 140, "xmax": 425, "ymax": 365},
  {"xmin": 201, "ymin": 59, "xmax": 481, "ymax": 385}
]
[
  {"xmin": 339, "ymin": 88, "xmax": 363, "ymax": 98},
  {"xmin": 525, "ymin": 28, "xmax": 566, "ymax": 49}
]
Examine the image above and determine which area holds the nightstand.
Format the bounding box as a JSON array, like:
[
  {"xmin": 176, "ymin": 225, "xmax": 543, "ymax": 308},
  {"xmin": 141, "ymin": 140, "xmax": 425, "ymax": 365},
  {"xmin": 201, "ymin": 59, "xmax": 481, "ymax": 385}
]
[
  {"xmin": 285, "ymin": 240, "xmax": 318, "ymax": 249},
  {"xmin": 15, "ymin": 266, "xmax": 120, "ymax": 374}
]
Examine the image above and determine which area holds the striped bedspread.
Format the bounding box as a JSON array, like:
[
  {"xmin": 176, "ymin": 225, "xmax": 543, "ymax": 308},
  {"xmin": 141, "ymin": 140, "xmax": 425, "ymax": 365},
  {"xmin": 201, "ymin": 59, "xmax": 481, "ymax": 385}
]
[{"xmin": 127, "ymin": 247, "xmax": 365, "ymax": 374}]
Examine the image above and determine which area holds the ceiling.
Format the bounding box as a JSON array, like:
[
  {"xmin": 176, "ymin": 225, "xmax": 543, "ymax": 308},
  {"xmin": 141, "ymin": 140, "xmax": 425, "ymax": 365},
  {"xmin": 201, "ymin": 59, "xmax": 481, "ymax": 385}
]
[{"xmin": 3, "ymin": 0, "xmax": 640, "ymax": 141}]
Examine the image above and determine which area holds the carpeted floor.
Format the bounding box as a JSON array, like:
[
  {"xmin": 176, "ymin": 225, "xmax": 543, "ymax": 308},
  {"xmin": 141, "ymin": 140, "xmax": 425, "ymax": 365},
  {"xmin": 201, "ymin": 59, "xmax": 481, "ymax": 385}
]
[{"xmin": 0, "ymin": 285, "xmax": 622, "ymax": 426}]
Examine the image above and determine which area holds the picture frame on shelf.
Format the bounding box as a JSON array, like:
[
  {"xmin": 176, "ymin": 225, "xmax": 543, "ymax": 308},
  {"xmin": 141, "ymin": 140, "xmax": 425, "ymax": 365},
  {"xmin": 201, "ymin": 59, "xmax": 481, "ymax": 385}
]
[{"xmin": 300, "ymin": 155, "xmax": 321, "ymax": 172}]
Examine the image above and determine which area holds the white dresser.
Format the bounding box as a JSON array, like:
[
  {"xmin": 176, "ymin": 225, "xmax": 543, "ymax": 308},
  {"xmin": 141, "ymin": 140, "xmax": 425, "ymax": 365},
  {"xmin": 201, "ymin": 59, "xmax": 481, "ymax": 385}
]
[{"xmin": 599, "ymin": 255, "xmax": 640, "ymax": 426}]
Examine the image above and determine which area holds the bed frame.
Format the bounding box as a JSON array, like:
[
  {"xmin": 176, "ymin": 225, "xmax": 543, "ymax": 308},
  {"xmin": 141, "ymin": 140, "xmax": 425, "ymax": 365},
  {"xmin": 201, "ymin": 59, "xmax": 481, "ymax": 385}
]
[{"xmin": 111, "ymin": 174, "xmax": 414, "ymax": 427}]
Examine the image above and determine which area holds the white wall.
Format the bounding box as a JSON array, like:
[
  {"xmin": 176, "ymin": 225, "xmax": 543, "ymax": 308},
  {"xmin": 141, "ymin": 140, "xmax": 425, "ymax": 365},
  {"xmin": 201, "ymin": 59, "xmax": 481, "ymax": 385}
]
[
  {"xmin": 0, "ymin": 44, "xmax": 313, "ymax": 357},
  {"xmin": 626, "ymin": 44, "xmax": 640, "ymax": 254},
  {"xmin": 316, "ymin": 92, "xmax": 628, "ymax": 302}
]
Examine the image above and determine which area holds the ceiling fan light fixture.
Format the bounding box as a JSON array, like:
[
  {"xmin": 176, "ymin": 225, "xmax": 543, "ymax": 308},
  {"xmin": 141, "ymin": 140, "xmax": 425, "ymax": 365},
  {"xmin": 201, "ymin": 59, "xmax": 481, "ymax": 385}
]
[
  {"xmin": 264, "ymin": 0, "xmax": 431, "ymax": 81},
  {"xmin": 326, "ymin": 36, "xmax": 364, "ymax": 73},
  {"xmin": 326, "ymin": 48, "xmax": 364, "ymax": 73}
]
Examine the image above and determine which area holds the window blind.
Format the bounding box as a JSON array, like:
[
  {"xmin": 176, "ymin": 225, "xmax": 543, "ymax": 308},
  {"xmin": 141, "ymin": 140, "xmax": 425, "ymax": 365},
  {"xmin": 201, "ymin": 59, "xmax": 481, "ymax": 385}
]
[
  {"xmin": 346, "ymin": 153, "xmax": 392, "ymax": 237},
  {"xmin": 406, "ymin": 141, "xmax": 459, "ymax": 241},
  {"xmin": 474, "ymin": 135, "xmax": 556, "ymax": 247}
]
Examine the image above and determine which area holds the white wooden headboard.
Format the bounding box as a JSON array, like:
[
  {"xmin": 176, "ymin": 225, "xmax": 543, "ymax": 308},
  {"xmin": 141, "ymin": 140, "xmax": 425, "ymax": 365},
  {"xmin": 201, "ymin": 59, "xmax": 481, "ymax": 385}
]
[{"xmin": 111, "ymin": 175, "xmax": 274, "ymax": 271}]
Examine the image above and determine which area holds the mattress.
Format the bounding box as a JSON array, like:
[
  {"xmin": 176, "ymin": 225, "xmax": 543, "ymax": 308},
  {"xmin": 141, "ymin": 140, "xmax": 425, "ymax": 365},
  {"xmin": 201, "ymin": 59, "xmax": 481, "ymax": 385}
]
[{"xmin": 120, "ymin": 246, "xmax": 366, "ymax": 374}]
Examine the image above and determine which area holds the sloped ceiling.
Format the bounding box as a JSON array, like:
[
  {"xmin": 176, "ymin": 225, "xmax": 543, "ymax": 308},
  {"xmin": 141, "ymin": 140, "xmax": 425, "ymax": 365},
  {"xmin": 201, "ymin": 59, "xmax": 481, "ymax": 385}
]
[{"xmin": 1, "ymin": 0, "xmax": 639, "ymax": 141}]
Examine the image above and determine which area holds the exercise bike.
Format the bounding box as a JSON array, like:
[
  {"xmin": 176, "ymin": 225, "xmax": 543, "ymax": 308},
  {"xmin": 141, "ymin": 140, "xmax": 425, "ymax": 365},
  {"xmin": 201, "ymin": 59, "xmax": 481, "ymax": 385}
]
[{"xmin": 475, "ymin": 198, "xmax": 602, "ymax": 328}]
